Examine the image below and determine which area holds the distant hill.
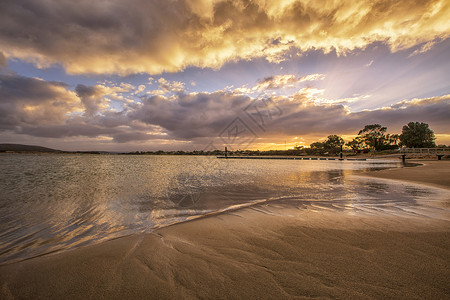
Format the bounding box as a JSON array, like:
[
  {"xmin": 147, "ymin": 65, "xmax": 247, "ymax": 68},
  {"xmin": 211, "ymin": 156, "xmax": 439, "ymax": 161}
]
[{"xmin": 0, "ymin": 144, "xmax": 61, "ymax": 153}]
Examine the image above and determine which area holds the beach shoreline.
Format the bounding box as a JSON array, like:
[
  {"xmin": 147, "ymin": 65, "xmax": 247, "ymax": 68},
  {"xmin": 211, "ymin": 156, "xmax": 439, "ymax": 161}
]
[
  {"xmin": 1, "ymin": 159, "xmax": 449, "ymax": 299},
  {"xmin": 360, "ymin": 159, "xmax": 450, "ymax": 191}
]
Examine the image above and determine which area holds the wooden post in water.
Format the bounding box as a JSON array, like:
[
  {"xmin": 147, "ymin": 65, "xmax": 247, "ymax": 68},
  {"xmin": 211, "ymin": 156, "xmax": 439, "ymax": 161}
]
[
  {"xmin": 402, "ymin": 154, "xmax": 406, "ymax": 163},
  {"xmin": 225, "ymin": 146, "xmax": 228, "ymax": 159}
]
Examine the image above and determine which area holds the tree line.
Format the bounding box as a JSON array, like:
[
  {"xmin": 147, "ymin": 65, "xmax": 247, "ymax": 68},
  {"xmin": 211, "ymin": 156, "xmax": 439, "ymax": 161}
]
[
  {"xmin": 299, "ymin": 122, "xmax": 441, "ymax": 156},
  {"xmin": 121, "ymin": 121, "xmax": 443, "ymax": 156}
]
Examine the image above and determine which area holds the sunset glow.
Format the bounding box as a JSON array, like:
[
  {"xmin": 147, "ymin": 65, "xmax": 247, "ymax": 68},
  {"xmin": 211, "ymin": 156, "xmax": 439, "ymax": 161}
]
[{"xmin": 1, "ymin": 0, "xmax": 449, "ymax": 151}]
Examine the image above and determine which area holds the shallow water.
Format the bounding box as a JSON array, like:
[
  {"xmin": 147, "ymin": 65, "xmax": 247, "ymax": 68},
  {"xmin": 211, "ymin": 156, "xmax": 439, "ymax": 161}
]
[{"xmin": 0, "ymin": 154, "xmax": 448, "ymax": 264}]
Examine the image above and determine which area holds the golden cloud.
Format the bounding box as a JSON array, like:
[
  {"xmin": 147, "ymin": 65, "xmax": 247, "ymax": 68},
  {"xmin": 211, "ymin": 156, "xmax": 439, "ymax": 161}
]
[
  {"xmin": 0, "ymin": 0, "xmax": 449, "ymax": 75},
  {"xmin": 255, "ymin": 74, "xmax": 325, "ymax": 90}
]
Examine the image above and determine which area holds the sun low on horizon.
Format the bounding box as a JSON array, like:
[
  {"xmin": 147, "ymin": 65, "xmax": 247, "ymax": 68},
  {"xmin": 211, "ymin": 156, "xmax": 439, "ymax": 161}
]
[{"xmin": 0, "ymin": 0, "xmax": 449, "ymax": 151}]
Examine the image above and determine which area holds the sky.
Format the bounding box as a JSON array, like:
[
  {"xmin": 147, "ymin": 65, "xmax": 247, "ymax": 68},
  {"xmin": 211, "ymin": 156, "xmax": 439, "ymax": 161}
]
[{"xmin": 0, "ymin": 0, "xmax": 449, "ymax": 151}]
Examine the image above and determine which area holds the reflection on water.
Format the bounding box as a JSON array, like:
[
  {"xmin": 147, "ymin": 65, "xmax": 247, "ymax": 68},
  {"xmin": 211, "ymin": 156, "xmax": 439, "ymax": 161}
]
[{"xmin": 0, "ymin": 154, "xmax": 448, "ymax": 264}]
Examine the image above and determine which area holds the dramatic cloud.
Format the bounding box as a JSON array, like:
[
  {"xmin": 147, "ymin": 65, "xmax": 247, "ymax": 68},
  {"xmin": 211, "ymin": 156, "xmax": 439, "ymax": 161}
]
[
  {"xmin": 0, "ymin": 73, "xmax": 167, "ymax": 142},
  {"xmin": 266, "ymin": 93, "xmax": 450, "ymax": 137},
  {"xmin": 150, "ymin": 78, "xmax": 186, "ymax": 96},
  {"xmin": 0, "ymin": 74, "xmax": 81, "ymax": 129},
  {"xmin": 132, "ymin": 92, "xmax": 251, "ymax": 139},
  {"xmin": 75, "ymin": 84, "xmax": 110, "ymax": 117},
  {"xmin": 255, "ymin": 74, "xmax": 325, "ymax": 90},
  {"xmin": 0, "ymin": 0, "xmax": 449, "ymax": 74},
  {"xmin": 1, "ymin": 71, "xmax": 449, "ymax": 148},
  {"xmin": 132, "ymin": 91, "xmax": 450, "ymax": 143},
  {"xmin": 232, "ymin": 74, "xmax": 325, "ymax": 95},
  {"xmin": 408, "ymin": 40, "xmax": 440, "ymax": 57}
]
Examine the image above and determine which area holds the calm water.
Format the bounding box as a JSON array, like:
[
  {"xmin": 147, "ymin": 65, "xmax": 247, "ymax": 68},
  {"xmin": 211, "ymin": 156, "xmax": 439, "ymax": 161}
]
[{"xmin": 0, "ymin": 154, "xmax": 448, "ymax": 264}]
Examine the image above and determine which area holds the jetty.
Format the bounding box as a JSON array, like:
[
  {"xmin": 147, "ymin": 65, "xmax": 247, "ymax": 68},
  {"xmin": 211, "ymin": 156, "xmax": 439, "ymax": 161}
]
[
  {"xmin": 376, "ymin": 148, "xmax": 450, "ymax": 162},
  {"xmin": 217, "ymin": 148, "xmax": 449, "ymax": 162},
  {"xmin": 217, "ymin": 156, "xmax": 366, "ymax": 161},
  {"xmin": 216, "ymin": 146, "xmax": 368, "ymax": 161}
]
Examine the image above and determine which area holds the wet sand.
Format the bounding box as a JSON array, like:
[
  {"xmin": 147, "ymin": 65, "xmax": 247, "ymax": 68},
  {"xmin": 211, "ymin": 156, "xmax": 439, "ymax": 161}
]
[
  {"xmin": 361, "ymin": 160, "xmax": 450, "ymax": 190},
  {"xmin": 1, "ymin": 160, "xmax": 450, "ymax": 299}
]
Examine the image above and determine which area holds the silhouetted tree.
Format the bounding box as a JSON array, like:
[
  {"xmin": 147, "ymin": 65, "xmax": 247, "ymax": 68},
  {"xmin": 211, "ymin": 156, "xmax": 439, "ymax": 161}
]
[
  {"xmin": 358, "ymin": 124, "xmax": 398, "ymax": 151},
  {"xmin": 399, "ymin": 122, "xmax": 436, "ymax": 148},
  {"xmin": 358, "ymin": 124, "xmax": 386, "ymax": 150},
  {"xmin": 346, "ymin": 136, "xmax": 365, "ymax": 152},
  {"xmin": 309, "ymin": 141, "xmax": 326, "ymax": 155},
  {"xmin": 309, "ymin": 135, "xmax": 344, "ymax": 155},
  {"xmin": 323, "ymin": 135, "xmax": 344, "ymax": 154}
]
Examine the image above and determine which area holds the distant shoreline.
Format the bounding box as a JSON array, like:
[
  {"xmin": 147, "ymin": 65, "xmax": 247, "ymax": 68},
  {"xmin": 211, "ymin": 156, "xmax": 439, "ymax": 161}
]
[
  {"xmin": 2, "ymin": 143, "xmax": 449, "ymax": 158},
  {"xmin": 1, "ymin": 151, "xmax": 447, "ymax": 161}
]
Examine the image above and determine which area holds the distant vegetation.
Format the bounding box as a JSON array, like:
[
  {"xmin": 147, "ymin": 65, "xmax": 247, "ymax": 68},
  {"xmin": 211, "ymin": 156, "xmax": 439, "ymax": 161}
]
[
  {"xmin": 301, "ymin": 122, "xmax": 439, "ymax": 156},
  {"xmin": 0, "ymin": 144, "xmax": 61, "ymax": 153},
  {"xmin": 0, "ymin": 144, "xmax": 106, "ymax": 154},
  {"xmin": 129, "ymin": 122, "xmax": 445, "ymax": 156}
]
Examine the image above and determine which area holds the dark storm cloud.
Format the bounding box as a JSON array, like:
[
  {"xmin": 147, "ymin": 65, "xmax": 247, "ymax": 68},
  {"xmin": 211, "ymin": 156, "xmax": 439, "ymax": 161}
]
[
  {"xmin": 0, "ymin": 73, "xmax": 81, "ymax": 129},
  {"xmin": 17, "ymin": 122, "xmax": 118, "ymax": 139},
  {"xmin": 132, "ymin": 92, "xmax": 252, "ymax": 139},
  {"xmin": 132, "ymin": 91, "xmax": 450, "ymax": 140},
  {"xmin": 262, "ymin": 94, "xmax": 450, "ymax": 136},
  {"xmin": 0, "ymin": 73, "xmax": 169, "ymax": 141},
  {"xmin": 0, "ymin": 74, "xmax": 69, "ymax": 102},
  {"xmin": 112, "ymin": 132, "xmax": 169, "ymax": 143},
  {"xmin": 351, "ymin": 96, "xmax": 450, "ymax": 131},
  {"xmin": 0, "ymin": 0, "xmax": 448, "ymax": 74},
  {"xmin": 17, "ymin": 122, "xmax": 167, "ymax": 143}
]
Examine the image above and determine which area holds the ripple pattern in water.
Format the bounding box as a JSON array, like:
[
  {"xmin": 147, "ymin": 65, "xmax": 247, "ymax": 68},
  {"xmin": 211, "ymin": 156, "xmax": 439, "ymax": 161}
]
[{"xmin": 0, "ymin": 154, "xmax": 448, "ymax": 264}]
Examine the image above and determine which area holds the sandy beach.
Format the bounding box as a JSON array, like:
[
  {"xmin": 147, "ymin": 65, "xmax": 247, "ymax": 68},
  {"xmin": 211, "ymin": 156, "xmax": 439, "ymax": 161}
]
[
  {"xmin": 360, "ymin": 160, "xmax": 450, "ymax": 190},
  {"xmin": 1, "ymin": 160, "xmax": 449, "ymax": 299}
]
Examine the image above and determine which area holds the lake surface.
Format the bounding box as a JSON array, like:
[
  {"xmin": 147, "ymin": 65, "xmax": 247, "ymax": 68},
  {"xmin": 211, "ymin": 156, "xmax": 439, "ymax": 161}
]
[{"xmin": 0, "ymin": 154, "xmax": 448, "ymax": 264}]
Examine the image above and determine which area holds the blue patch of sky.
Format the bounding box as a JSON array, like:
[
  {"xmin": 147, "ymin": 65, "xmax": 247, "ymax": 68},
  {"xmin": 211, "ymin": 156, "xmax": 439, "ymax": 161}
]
[{"xmin": 6, "ymin": 39, "xmax": 450, "ymax": 112}]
